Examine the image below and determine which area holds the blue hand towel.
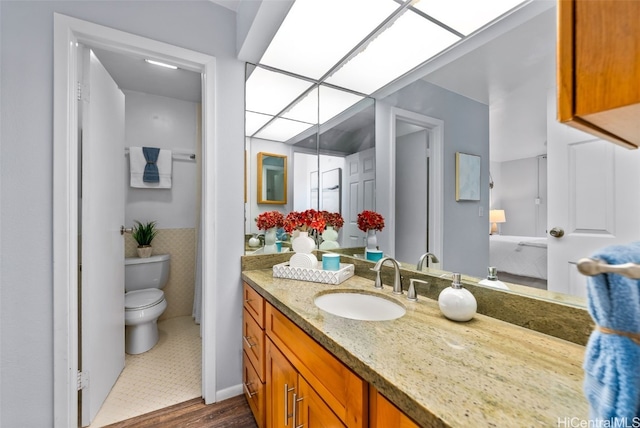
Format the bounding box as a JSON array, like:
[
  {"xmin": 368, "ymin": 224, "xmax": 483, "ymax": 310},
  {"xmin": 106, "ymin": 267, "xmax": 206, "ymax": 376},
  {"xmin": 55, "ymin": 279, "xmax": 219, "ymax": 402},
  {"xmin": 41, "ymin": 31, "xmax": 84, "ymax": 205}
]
[
  {"xmin": 583, "ymin": 242, "xmax": 640, "ymax": 421},
  {"xmin": 142, "ymin": 147, "xmax": 160, "ymax": 183}
]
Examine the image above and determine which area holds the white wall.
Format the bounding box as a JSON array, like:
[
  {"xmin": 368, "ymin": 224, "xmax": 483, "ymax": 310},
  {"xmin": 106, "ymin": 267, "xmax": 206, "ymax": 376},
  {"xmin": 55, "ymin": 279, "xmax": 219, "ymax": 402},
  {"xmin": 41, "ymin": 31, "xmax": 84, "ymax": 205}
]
[
  {"xmin": 124, "ymin": 90, "xmax": 199, "ymax": 229},
  {"xmin": 0, "ymin": 2, "xmax": 244, "ymax": 426},
  {"xmin": 293, "ymin": 152, "xmax": 318, "ymax": 212},
  {"xmin": 377, "ymin": 80, "xmax": 490, "ymax": 278},
  {"xmin": 491, "ymin": 156, "xmax": 547, "ymax": 237},
  {"xmin": 247, "ymin": 137, "xmax": 291, "ymax": 234}
]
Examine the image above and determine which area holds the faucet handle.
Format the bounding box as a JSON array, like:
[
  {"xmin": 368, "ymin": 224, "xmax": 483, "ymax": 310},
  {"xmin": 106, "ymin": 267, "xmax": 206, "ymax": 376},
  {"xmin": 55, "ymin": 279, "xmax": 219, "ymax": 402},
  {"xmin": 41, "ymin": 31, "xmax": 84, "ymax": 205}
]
[
  {"xmin": 407, "ymin": 279, "xmax": 429, "ymax": 302},
  {"xmin": 370, "ymin": 268, "xmax": 383, "ymax": 289}
]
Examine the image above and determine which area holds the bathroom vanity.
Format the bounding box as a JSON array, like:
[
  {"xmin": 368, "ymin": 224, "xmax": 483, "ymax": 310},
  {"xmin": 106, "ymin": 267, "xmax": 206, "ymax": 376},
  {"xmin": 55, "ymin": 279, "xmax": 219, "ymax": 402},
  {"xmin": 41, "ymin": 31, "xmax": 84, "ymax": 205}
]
[{"xmin": 240, "ymin": 269, "xmax": 587, "ymax": 427}]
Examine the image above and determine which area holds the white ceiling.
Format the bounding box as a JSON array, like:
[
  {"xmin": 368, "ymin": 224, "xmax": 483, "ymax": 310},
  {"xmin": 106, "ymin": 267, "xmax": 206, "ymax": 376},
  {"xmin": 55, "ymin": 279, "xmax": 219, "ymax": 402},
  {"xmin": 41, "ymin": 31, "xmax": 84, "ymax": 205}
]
[
  {"xmin": 94, "ymin": 0, "xmax": 556, "ymax": 163},
  {"xmin": 92, "ymin": 48, "xmax": 202, "ymax": 103},
  {"xmin": 421, "ymin": 6, "xmax": 556, "ymax": 162}
]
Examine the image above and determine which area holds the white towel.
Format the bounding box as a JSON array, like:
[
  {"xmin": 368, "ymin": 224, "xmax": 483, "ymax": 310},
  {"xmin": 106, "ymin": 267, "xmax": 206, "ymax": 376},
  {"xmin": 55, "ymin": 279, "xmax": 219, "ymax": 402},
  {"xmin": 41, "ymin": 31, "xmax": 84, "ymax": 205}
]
[{"xmin": 129, "ymin": 146, "xmax": 172, "ymax": 189}]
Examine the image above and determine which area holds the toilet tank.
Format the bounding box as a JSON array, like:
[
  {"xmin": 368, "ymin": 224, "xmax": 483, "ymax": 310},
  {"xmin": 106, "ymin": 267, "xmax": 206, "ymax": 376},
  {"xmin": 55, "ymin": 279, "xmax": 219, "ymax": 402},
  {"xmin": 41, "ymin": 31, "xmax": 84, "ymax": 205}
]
[{"xmin": 124, "ymin": 254, "xmax": 170, "ymax": 292}]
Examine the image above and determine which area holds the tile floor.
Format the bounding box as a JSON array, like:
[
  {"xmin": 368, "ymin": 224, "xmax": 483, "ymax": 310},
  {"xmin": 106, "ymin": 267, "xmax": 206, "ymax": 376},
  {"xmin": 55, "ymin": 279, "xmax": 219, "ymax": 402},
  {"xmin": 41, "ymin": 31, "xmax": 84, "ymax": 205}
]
[{"xmin": 89, "ymin": 316, "xmax": 202, "ymax": 427}]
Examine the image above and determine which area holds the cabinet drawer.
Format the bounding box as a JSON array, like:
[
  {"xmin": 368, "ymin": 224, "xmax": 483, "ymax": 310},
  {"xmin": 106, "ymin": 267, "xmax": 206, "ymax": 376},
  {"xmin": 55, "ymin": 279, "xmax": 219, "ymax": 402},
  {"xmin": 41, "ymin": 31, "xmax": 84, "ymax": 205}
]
[
  {"xmin": 243, "ymin": 282, "xmax": 265, "ymax": 327},
  {"xmin": 243, "ymin": 351, "xmax": 265, "ymax": 428},
  {"xmin": 266, "ymin": 302, "xmax": 367, "ymax": 428},
  {"xmin": 243, "ymin": 308, "xmax": 265, "ymax": 382}
]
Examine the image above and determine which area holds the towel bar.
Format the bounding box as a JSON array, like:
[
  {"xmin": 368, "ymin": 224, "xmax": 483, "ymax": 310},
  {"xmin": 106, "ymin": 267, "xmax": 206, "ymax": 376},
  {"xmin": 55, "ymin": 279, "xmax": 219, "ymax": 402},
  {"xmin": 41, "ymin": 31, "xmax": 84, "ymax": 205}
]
[
  {"xmin": 124, "ymin": 147, "xmax": 195, "ymax": 160},
  {"xmin": 577, "ymin": 258, "xmax": 640, "ymax": 279}
]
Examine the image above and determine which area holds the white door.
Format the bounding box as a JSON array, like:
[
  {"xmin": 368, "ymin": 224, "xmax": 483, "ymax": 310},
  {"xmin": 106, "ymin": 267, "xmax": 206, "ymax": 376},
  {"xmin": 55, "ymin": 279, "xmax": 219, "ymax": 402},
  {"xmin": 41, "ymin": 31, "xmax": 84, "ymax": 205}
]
[
  {"xmin": 79, "ymin": 46, "xmax": 126, "ymax": 426},
  {"xmin": 344, "ymin": 148, "xmax": 376, "ymax": 247},
  {"xmin": 547, "ymin": 97, "xmax": 640, "ymax": 298}
]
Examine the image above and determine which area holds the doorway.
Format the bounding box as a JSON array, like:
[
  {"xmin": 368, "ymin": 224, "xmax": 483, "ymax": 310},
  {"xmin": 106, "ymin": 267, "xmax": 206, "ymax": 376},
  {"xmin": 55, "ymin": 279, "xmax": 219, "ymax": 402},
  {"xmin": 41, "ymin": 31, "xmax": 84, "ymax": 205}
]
[
  {"xmin": 79, "ymin": 45, "xmax": 204, "ymax": 426},
  {"xmin": 394, "ymin": 119, "xmax": 430, "ymax": 264},
  {"xmin": 53, "ymin": 14, "xmax": 218, "ymax": 428},
  {"xmin": 386, "ymin": 107, "xmax": 444, "ymax": 267}
]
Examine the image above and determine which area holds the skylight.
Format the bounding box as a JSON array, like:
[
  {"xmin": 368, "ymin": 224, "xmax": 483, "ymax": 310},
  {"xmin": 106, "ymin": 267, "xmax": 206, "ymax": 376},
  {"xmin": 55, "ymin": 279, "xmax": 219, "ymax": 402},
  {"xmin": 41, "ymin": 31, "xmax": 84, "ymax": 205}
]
[
  {"xmin": 325, "ymin": 9, "xmax": 461, "ymax": 94},
  {"xmin": 413, "ymin": 0, "xmax": 526, "ymax": 36},
  {"xmin": 246, "ymin": 0, "xmax": 528, "ymax": 141},
  {"xmin": 259, "ymin": 0, "xmax": 399, "ymax": 80}
]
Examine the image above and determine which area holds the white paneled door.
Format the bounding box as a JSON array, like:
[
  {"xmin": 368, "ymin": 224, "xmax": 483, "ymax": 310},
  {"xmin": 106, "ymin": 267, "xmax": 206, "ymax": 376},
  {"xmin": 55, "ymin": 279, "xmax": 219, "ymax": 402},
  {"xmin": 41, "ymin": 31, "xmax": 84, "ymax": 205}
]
[
  {"xmin": 79, "ymin": 46, "xmax": 126, "ymax": 426},
  {"xmin": 547, "ymin": 98, "xmax": 640, "ymax": 298},
  {"xmin": 344, "ymin": 147, "xmax": 376, "ymax": 248}
]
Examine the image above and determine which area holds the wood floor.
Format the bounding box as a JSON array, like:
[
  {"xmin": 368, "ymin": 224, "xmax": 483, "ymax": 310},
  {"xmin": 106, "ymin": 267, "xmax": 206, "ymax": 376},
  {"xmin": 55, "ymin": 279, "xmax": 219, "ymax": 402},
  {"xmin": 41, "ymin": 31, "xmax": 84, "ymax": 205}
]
[{"xmin": 103, "ymin": 395, "xmax": 258, "ymax": 428}]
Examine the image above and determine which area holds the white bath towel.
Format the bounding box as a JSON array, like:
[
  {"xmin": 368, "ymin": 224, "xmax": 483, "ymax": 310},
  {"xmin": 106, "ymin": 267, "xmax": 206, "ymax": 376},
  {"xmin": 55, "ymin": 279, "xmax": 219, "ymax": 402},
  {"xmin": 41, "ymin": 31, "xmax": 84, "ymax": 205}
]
[{"xmin": 129, "ymin": 146, "xmax": 172, "ymax": 189}]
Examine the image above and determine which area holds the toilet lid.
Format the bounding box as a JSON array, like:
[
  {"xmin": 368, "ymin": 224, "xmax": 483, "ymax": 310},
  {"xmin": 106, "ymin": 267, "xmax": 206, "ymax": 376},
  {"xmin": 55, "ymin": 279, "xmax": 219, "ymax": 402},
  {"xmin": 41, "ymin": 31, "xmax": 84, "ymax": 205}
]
[{"xmin": 125, "ymin": 289, "xmax": 164, "ymax": 310}]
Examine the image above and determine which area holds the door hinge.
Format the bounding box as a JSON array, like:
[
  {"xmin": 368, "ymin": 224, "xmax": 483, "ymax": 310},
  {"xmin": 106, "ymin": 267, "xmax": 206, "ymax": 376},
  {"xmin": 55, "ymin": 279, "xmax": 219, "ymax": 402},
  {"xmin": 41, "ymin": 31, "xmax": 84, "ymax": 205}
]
[
  {"xmin": 77, "ymin": 370, "xmax": 89, "ymax": 390},
  {"xmin": 77, "ymin": 81, "xmax": 89, "ymax": 102}
]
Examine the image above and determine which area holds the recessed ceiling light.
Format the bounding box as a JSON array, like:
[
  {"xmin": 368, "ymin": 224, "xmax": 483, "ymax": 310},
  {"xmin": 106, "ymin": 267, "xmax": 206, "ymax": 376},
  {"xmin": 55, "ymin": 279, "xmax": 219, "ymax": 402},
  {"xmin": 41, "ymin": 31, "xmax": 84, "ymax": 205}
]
[{"xmin": 144, "ymin": 59, "xmax": 178, "ymax": 70}]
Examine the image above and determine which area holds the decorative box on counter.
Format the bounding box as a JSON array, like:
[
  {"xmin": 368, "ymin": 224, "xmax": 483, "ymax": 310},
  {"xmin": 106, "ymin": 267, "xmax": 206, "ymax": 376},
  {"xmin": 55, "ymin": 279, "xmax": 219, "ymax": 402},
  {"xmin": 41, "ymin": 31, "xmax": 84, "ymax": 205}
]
[{"xmin": 272, "ymin": 262, "xmax": 355, "ymax": 285}]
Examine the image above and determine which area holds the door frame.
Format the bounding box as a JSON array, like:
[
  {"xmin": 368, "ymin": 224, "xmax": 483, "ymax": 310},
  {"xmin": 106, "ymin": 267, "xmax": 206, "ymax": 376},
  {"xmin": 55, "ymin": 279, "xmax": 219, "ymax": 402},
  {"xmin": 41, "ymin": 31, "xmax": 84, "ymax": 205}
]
[
  {"xmin": 53, "ymin": 14, "xmax": 217, "ymax": 427},
  {"xmin": 387, "ymin": 107, "xmax": 444, "ymax": 264}
]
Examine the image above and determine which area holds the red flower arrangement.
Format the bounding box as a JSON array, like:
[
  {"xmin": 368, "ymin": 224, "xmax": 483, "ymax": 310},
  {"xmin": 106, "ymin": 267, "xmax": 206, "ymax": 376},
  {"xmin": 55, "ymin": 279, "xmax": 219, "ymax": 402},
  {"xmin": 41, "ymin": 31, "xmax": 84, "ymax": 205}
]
[
  {"xmin": 283, "ymin": 209, "xmax": 326, "ymax": 234},
  {"xmin": 321, "ymin": 211, "xmax": 344, "ymax": 230},
  {"xmin": 255, "ymin": 210, "xmax": 285, "ymax": 230},
  {"xmin": 357, "ymin": 210, "xmax": 385, "ymax": 232}
]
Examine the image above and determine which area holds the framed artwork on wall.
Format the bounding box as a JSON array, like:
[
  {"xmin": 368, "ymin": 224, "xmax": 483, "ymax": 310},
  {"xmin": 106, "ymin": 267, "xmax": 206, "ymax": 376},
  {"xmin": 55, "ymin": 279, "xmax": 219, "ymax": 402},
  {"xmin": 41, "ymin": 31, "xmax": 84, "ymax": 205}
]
[{"xmin": 455, "ymin": 152, "xmax": 481, "ymax": 201}]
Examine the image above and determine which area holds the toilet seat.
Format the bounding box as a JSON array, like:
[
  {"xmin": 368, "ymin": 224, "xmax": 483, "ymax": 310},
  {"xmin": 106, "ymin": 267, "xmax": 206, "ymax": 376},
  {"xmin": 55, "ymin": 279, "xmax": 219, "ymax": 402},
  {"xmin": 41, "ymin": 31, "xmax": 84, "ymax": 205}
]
[{"xmin": 125, "ymin": 289, "xmax": 164, "ymax": 311}]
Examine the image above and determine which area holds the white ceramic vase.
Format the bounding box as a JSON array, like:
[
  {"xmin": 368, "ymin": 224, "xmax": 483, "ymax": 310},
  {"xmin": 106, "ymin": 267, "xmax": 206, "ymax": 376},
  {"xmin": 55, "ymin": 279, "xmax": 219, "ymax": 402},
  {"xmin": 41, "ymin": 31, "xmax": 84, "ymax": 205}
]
[
  {"xmin": 366, "ymin": 229, "xmax": 377, "ymax": 250},
  {"xmin": 292, "ymin": 231, "xmax": 316, "ymax": 254},
  {"xmin": 263, "ymin": 227, "xmax": 278, "ymax": 254},
  {"xmin": 319, "ymin": 226, "xmax": 340, "ymax": 250},
  {"xmin": 248, "ymin": 234, "xmax": 261, "ymax": 247}
]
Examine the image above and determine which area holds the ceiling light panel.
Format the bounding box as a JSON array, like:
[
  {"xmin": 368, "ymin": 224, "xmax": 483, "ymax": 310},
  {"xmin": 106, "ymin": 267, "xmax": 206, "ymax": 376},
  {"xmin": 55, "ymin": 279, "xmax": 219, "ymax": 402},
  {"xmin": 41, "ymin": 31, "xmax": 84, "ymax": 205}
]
[
  {"xmin": 325, "ymin": 10, "xmax": 461, "ymax": 94},
  {"xmin": 281, "ymin": 86, "xmax": 319, "ymax": 124},
  {"xmin": 254, "ymin": 117, "xmax": 315, "ymax": 142},
  {"xmin": 259, "ymin": 0, "xmax": 399, "ymax": 80},
  {"xmin": 413, "ymin": 0, "xmax": 527, "ymax": 36},
  {"xmin": 246, "ymin": 111, "xmax": 274, "ymax": 136},
  {"xmin": 245, "ymin": 67, "xmax": 314, "ymax": 116},
  {"xmin": 319, "ymin": 86, "xmax": 365, "ymax": 123}
]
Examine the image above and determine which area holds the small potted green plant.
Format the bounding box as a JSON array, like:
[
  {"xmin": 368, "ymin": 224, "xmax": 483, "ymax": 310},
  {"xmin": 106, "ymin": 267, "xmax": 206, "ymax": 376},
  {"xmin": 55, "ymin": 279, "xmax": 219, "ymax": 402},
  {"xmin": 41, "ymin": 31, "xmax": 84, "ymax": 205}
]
[{"xmin": 132, "ymin": 220, "xmax": 158, "ymax": 258}]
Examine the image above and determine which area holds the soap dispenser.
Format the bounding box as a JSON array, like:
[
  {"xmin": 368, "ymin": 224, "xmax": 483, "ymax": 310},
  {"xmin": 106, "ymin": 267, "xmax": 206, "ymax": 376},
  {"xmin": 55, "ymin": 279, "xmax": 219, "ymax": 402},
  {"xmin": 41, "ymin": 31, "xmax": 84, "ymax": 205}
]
[
  {"xmin": 478, "ymin": 267, "xmax": 509, "ymax": 290},
  {"xmin": 438, "ymin": 273, "xmax": 477, "ymax": 322}
]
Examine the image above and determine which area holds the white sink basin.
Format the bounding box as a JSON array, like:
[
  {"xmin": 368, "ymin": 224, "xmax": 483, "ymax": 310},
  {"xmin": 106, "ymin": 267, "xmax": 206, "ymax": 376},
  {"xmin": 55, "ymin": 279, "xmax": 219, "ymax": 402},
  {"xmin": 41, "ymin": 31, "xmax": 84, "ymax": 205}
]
[{"xmin": 314, "ymin": 292, "xmax": 406, "ymax": 321}]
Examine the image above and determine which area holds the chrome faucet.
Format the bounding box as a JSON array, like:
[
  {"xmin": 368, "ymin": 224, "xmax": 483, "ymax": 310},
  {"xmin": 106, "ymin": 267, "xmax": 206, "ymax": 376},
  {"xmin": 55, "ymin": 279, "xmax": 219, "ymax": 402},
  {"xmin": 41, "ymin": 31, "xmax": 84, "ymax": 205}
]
[
  {"xmin": 416, "ymin": 252, "xmax": 439, "ymax": 271},
  {"xmin": 370, "ymin": 257, "xmax": 403, "ymax": 294}
]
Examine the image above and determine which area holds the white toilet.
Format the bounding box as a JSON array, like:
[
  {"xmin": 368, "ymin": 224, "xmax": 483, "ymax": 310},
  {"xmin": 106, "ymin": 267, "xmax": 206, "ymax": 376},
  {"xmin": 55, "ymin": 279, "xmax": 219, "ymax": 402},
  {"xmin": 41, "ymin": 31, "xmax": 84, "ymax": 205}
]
[{"xmin": 124, "ymin": 254, "xmax": 170, "ymax": 354}]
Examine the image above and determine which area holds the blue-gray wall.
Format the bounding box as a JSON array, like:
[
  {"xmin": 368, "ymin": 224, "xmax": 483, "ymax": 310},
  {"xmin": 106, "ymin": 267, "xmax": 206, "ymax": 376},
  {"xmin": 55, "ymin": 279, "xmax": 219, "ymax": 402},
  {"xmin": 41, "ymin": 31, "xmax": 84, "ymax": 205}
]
[
  {"xmin": 377, "ymin": 80, "xmax": 490, "ymax": 278},
  {"xmin": 0, "ymin": 2, "xmax": 245, "ymax": 426}
]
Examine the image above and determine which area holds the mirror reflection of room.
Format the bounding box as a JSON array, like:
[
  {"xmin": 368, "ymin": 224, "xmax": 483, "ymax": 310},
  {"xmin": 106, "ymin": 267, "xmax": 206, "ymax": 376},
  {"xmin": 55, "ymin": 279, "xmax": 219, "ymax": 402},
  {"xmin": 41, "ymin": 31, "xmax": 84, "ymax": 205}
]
[
  {"xmin": 257, "ymin": 152, "xmax": 287, "ymax": 204},
  {"xmin": 241, "ymin": 1, "xmax": 614, "ymax": 304}
]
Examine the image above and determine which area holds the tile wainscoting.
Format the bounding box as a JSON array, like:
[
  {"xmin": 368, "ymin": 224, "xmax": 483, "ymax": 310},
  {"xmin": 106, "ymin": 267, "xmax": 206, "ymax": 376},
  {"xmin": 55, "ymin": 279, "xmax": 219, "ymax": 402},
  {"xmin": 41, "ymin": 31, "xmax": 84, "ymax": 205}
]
[{"xmin": 125, "ymin": 228, "xmax": 196, "ymax": 321}]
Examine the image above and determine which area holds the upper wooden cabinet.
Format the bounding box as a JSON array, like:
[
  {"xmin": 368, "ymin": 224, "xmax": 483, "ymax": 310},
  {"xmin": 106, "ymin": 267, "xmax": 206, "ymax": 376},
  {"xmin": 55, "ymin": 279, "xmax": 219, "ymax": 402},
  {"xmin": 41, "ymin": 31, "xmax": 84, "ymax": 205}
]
[{"xmin": 557, "ymin": 0, "xmax": 640, "ymax": 149}]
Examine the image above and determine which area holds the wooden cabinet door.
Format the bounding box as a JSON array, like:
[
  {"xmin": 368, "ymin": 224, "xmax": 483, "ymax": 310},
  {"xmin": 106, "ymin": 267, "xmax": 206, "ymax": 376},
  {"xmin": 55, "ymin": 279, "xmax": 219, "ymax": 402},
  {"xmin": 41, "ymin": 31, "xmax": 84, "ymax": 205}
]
[
  {"xmin": 297, "ymin": 376, "xmax": 345, "ymax": 428},
  {"xmin": 266, "ymin": 339, "xmax": 298, "ymax": 428},
  {"xmin": 557, "ymin": 0, "xmax": 640, "ymax": 148},
  {"xmin": 370, "ymin": 387, "xmax": 419, "ymax": 428}
]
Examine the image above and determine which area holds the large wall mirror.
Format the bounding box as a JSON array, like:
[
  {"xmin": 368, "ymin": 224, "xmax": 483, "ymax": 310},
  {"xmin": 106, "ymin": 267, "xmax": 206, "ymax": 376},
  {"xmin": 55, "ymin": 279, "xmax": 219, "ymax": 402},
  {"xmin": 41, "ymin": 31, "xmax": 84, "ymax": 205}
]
[
  {"xmin": 257, "ymin": 152, "xmax": 287, "ymax": 204},
  {"xmin": 243, "ymin": 2, "xmax": 610, "ymax": 307},
  {"xmin": 245, "ymin": 62, "xmax": 375, "ymax": 250}
]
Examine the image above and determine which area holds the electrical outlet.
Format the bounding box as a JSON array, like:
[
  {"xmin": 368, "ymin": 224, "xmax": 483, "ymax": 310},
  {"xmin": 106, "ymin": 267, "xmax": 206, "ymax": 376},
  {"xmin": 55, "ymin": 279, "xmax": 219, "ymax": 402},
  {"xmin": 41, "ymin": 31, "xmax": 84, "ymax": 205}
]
[
  {"xmin": 479, "ymin": 206, "xmax": 484, "ymax": 217},
  {"xmin": 535, "ymin": 198, "xmax": 541, "ymax": 205}
]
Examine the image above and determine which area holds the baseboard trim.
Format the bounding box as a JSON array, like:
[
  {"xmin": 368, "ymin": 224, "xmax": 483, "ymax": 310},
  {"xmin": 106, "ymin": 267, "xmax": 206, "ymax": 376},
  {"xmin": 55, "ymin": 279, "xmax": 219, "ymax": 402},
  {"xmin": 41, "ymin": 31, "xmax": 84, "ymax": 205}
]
[{"xmin": 217, "ymin": 383, "xmax": 243, "ymax": 401}]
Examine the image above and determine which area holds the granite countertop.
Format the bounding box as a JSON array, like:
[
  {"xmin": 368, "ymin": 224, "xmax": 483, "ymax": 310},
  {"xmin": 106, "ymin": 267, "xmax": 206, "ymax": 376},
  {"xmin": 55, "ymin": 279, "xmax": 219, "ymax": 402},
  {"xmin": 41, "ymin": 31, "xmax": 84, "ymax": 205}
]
[{"xmin": 242, "ymin": 269, "xmax": 588, "ymax": 427}]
